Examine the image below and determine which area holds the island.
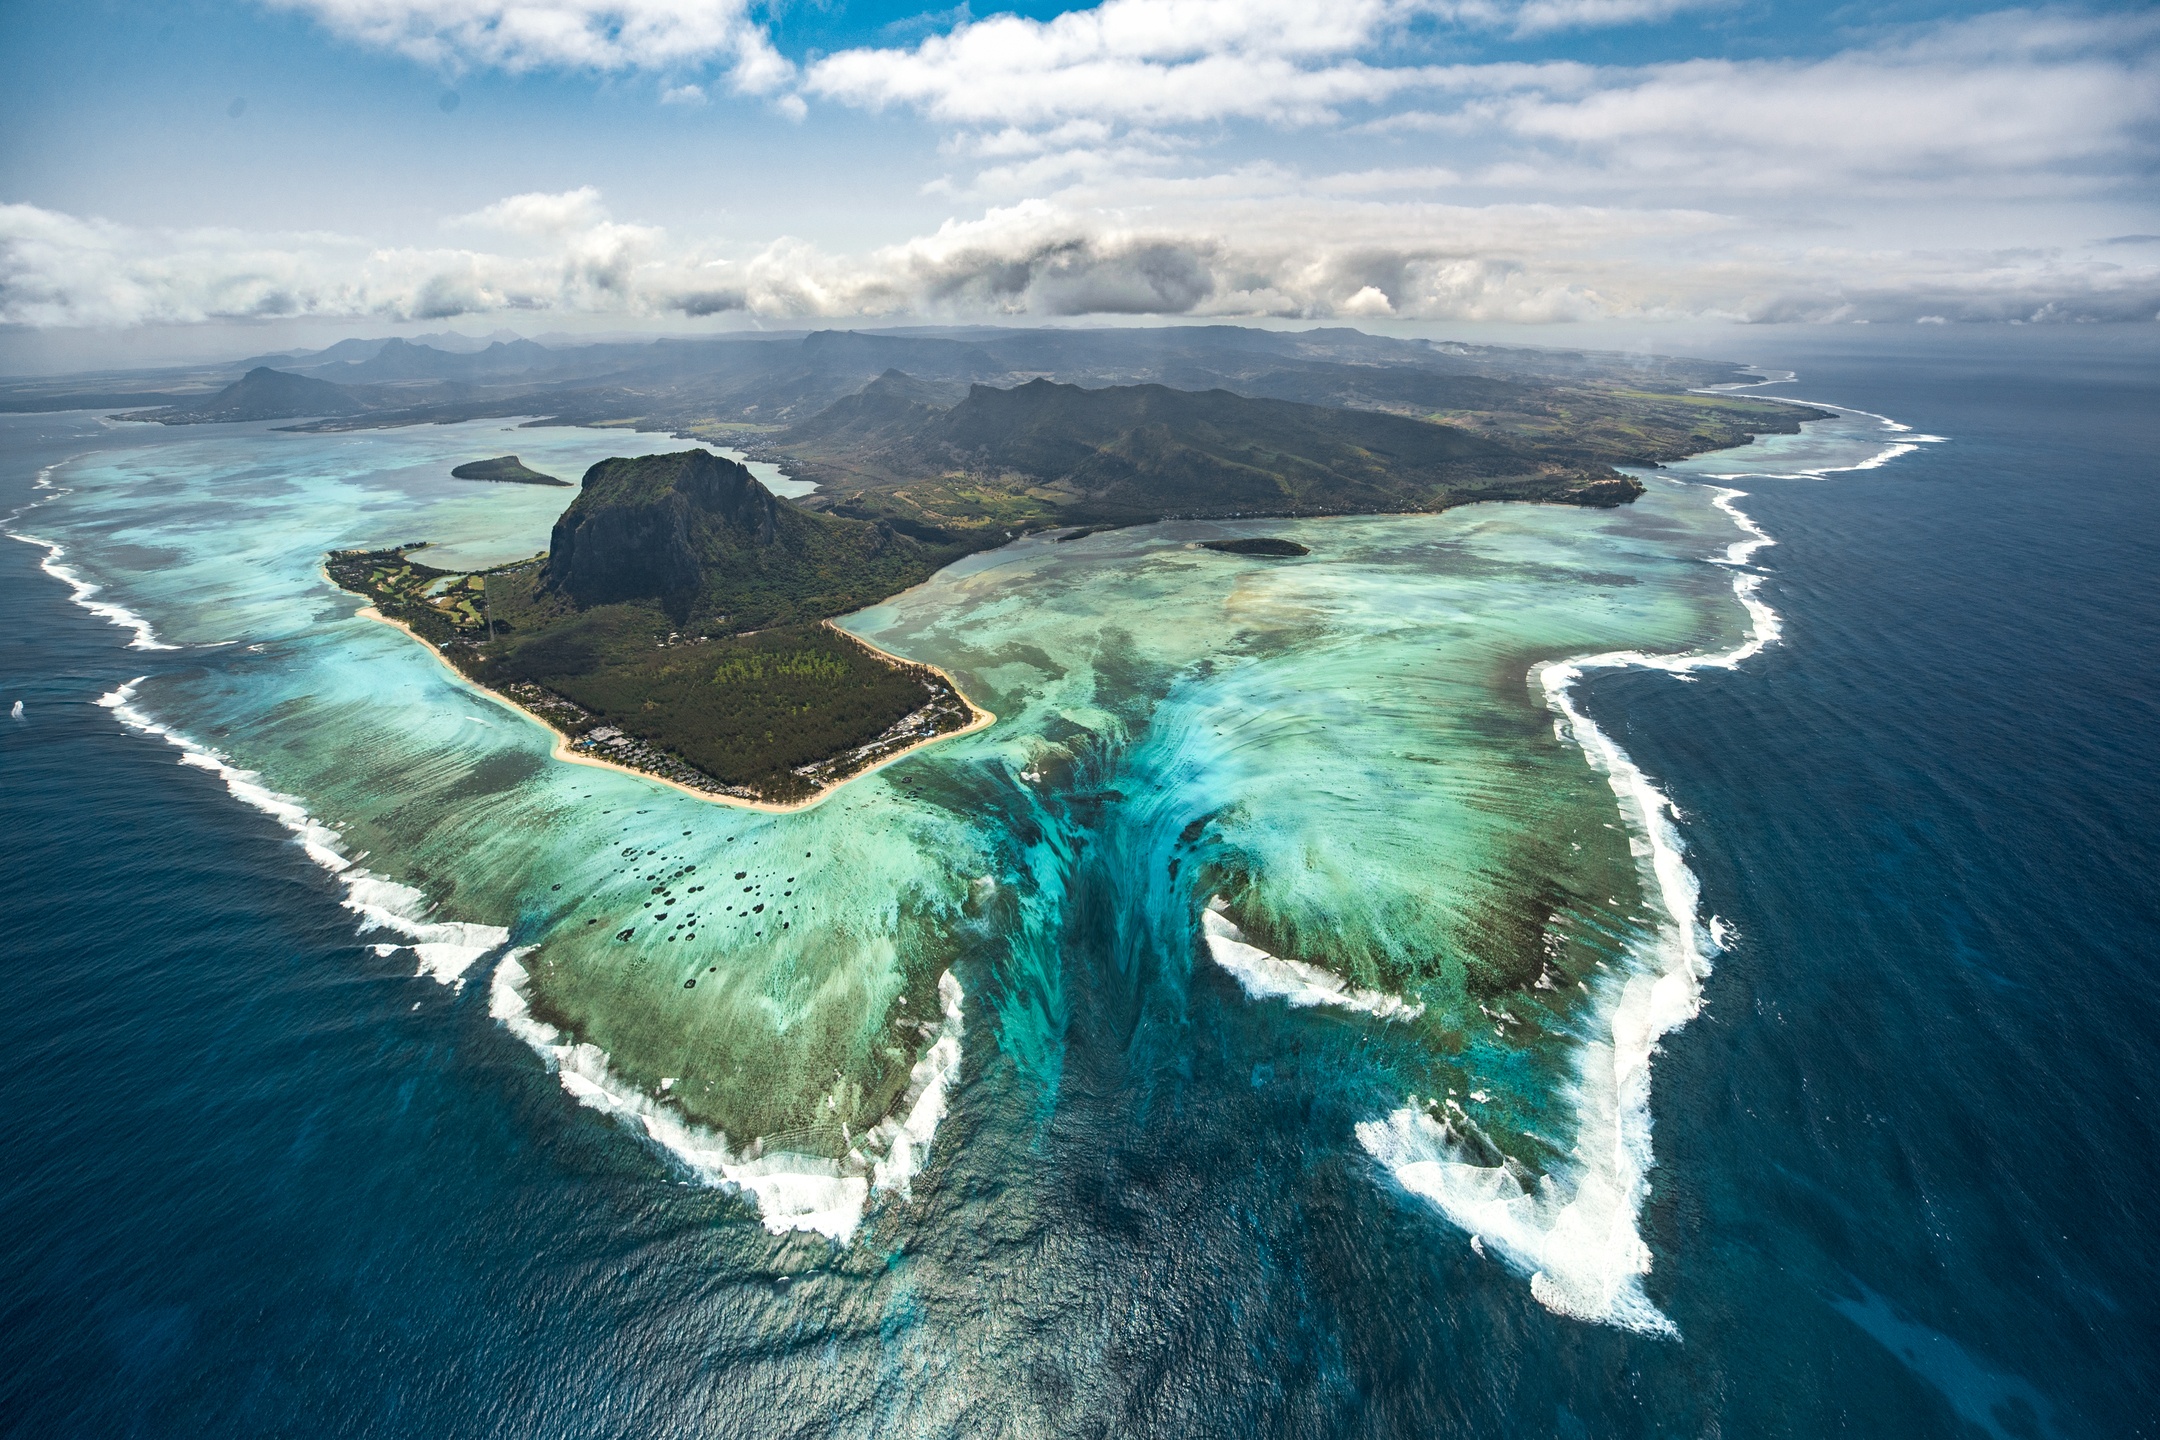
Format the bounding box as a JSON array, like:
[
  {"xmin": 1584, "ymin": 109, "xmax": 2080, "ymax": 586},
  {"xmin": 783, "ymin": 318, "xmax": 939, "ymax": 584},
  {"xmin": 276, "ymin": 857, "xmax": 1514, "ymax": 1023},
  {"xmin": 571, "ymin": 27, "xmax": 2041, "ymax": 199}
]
[
  {"xmin": 319, "ymin": 346, "xmax": 1822, "ymax": 811},
  {"xmin": 41, "ymin": 326, "xmax": 1826, "ymax": 482},
  {"xmin": 766, "ymin": 374, "xmax": 1642, "ymax": 546},
  {"xmin": 449, "ymin": 454, "xmax": 569, "ymax": 486},
  {"xmin": 1203, "ymin": 537, "xmax": 1310, "ymax": 557},
  {"xmin": 325, "ymin": 357, "xmax": 1690, "ymax": 807},
  {"xmin": 328, "ymin": 449, "xmax": 990, "ymax": 807}
]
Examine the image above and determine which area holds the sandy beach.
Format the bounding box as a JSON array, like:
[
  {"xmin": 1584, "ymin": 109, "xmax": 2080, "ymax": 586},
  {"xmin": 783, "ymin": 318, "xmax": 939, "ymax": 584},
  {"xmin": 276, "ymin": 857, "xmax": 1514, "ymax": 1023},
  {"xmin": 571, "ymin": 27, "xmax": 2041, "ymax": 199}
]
[{"xmin": 351, "ymin": 603, "xmax": 994, "ymax": 813}]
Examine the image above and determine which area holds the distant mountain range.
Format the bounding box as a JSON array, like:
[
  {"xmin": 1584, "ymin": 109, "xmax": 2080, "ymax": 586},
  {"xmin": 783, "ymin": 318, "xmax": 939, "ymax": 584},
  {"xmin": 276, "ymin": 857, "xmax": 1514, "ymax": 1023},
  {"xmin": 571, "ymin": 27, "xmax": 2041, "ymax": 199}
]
[
  {"xmin": 21, "ymin": 324, "xmax": 1823, "ymax": 528},
  {"xmin": 775, "ymin": 371, "xmax": 1640, "ymax": 537},
  {"xmin": 117, "ymin": 366, "xmax": 371, "ymax": 424},
  {"xmin": 263, "ymin": 321, "xmax": 1835, "ymax": 807}
]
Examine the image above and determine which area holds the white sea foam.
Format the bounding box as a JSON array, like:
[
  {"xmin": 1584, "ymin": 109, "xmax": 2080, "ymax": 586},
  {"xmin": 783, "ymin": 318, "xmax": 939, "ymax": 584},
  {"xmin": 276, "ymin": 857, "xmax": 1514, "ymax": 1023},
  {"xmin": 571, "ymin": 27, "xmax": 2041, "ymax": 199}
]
[
  {"xmin": 1202, "ymin": 899, "xmax": 1423, "ymax": 1021},
  {"xmin": 1709, "ymin": 488, "xmax": 1776, "ymax": 567},
  {"xmin": 489, "ymin": 952, "xmax": 966, "ymax": 1240},
  {"xmin": 96, "ymin": 679, "xmax": 507, "ymax": 988},
  {"xmin": 1691, "ymin": 382, "xmax": 1947, "ymax": 480},
  {"xmin": 8, "ymin": 531, "xmax": 179, "ymax": 650},
  {"xmin": 1355, "ymin": 488, "xmax": 1794, "ymax": 1337},
  {"xmin": 96, "ymin": 675, "xmax": 961, "ymax": 1240}
]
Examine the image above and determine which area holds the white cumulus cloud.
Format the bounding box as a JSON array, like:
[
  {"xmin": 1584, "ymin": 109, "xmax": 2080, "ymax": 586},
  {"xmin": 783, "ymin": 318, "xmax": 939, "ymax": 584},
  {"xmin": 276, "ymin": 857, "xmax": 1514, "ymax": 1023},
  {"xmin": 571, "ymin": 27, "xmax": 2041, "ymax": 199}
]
[
  {"xmin": 806, "ymin": 0, "xmax": 1452, "ymax": 128},
  {"xmin": 1475, "ymin": 10, "xmax": 2160, "ymax": 196},
  {"xmin": 448, "ymin": 185, "xmax": 610, "ymax": 234},
  {"xmin": 262, "ymin": 0, "xmax": 793, "ymax": 89},
  {"xmin": 6, "ymin": 189, "xmax": 2155, "ymax": 332}
]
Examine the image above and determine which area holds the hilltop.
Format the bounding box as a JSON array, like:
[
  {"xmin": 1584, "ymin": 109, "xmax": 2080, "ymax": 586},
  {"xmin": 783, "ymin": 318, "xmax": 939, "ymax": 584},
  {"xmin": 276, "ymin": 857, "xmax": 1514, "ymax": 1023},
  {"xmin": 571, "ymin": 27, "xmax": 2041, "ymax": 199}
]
[
  {"xmin": 121, "ymin": 366, "xmax": 370, "ymax": 424},
  {"xmin": 776, "ymin": 372, "xmax": 1638, "ymax": 542},
  {"xmin": 450, "ymin": 455, "xmax": 569, "ymax": 486},
  {"xmin": 17, "ymin": 324, "xmax": 1821, "ymax": 478},
  {"xmin": 329, "ymin": 450, "xmax": 982, "ymax": 806}
]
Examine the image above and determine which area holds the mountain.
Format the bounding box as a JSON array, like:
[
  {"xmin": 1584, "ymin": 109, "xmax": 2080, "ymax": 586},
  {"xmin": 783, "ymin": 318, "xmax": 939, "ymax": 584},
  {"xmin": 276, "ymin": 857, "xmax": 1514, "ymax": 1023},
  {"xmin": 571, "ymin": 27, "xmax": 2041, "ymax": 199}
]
[
  {"xmin": 774, "ymin": 374, "xmax": 1640, "ymax": 536},
  {"xmin": 329, "ymin": 449, "xmax": 975, "ymax": 802},
  {"xmin": 776, "ymin": 369, "xmax": 967, "ymax": 448},
  {"xmin": 407, "ymin": 328, "xmax": 526, "ymax": 354},
  {"xmin": 233, "ymin": 336, "xmax": 388, "ymax": 371},
  {"xmin": 538, "ymin": 449, "xmax": 942, "ymax": 630},
  {"xmin": 304, "ymin": 337, "xmax": 555, "ymax": 383},
  {"xmin": 122, "ymin": 367, "xmax": 370, "ymax": 424}
]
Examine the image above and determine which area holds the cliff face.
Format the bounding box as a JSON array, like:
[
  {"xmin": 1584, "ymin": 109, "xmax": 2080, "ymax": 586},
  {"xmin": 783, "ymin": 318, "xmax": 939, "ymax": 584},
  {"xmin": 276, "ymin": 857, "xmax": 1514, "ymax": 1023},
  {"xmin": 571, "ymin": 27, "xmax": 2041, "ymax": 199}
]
[
  {"xmin": 544, "ymin": 449, "xmax": 935, "ymax": 630},
  {"xmin": 546, "ymin": 450, "xmax": 778, "ymax": 606}
]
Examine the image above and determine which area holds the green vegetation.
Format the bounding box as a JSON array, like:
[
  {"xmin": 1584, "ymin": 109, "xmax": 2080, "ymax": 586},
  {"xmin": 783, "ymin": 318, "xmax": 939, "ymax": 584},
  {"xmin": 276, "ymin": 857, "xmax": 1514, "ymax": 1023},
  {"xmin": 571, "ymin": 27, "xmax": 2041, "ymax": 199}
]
[
  {"xmin": 449, "ymin": 454, "xmax": 568, "ymax": 486},
  {"xmin": 774, "ymin": 375, "xmax": 1644, "ymax": 542},
  {"xmin": 123, "ymin": 366, "xmax": 369, "ymax": 424},
  {"xmin": 328, "ymin": 449, "xmax": 981, "ymax": 805},
  {"xmin": 1403, "ymin": 384, "xmax": 1826, "ymax": 470},
  {"xmin": 485, "ymin": 618, "xmax": 973, "ymax": 802},
  {"xmin": 323, "ymin": 545, "xmax": 503, "ymax": 644},
  {"xmin": 310, "ymin": 337, "xmax": 1828, "ymax": 804},
  {"xmin": 1203, "ymin": 537, "xmax": 1310, "ymax": 557}
]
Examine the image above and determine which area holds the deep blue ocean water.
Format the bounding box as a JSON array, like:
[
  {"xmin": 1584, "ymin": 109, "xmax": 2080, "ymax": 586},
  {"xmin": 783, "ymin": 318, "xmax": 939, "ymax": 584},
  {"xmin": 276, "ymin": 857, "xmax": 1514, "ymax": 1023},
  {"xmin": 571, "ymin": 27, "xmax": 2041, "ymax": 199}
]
[{"xmin": 2, "ymin": 329, "xmax": 2155, "ymax": 1437}]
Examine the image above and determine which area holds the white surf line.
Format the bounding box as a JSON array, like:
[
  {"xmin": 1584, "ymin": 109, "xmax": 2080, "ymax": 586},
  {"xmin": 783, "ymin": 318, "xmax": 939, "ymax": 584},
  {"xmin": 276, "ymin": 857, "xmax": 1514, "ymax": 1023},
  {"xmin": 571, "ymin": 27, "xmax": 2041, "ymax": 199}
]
[
  {"xmin": 1709, "ymin": 488, "xmax": 1775, "ymax": 567},
  {"xmin": 7, "ymin": 530, "xmax": 180, "ymax": 651},
  {"xmin": 1694, "ymin": 375, "xmax": 1946, "ymax": 477},
  {"xmin": 490, "ymin": 953, "xmax": 966, "ymax": 1241},
  {"xmin": 95, "ymin": 679, "xmax": 506, "ymax": 986},
  {"xmin": 1201, "ymin": 898, "xmax": 1424, "ymax": 1021},
  {"xmin": 6, "ymin": 458, "xmax": 182, "ymax": 651},
  {"xmin": 1356, "ymin": 479, "xmax": 1798, "ymax": 1338},
  {"xmin": 97, "ymin": 674, "xmax": 967, "ymax": 1239}
]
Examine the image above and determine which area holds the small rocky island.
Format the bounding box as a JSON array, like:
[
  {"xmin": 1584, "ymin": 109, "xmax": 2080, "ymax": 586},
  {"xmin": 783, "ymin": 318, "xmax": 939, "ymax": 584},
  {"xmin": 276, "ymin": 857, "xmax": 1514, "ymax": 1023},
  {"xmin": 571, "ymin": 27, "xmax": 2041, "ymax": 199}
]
[
  {"xmin": 449, "ymin": 455, "xmax": 568, "ymax": 486},
  {"xmin": 1203, "ymin": 537, "xmax": 1310, "ymax": 557}
]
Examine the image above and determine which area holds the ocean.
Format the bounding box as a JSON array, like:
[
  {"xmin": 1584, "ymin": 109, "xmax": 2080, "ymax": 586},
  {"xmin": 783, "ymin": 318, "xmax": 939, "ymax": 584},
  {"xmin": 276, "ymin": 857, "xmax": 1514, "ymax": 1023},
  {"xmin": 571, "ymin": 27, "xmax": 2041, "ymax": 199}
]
[{"xmin": 1, "ymin": 327, "xmax": 2154, "ymax": 1437}]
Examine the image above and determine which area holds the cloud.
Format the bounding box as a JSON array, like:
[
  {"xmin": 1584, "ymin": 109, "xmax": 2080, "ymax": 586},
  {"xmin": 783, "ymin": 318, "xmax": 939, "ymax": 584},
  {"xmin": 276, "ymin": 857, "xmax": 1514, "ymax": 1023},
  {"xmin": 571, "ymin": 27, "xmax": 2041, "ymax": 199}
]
[
  {"xmin": 0, "ymin": 196, "xmax": 719, "ymax": 328},
  {"xmin": 805, "ymin": 0, "xmax": 1451, "ymax": 128},
  {"xmin": 448, "ymin": 185, "xmax": 608, "ymax": 234},
  {"xmin": 261, "ymin": 0, "xmax": 793, "ymax": 89},
  {"xmin": 1506, "ymin": 0, "xmax": 1724, "ymax": 34},
  {"xmin": 1420, "ymin": 0, "xmax": 1729, "ymax": 35},
  {"xmin": 807, "ymin": 7, "xmax": 2157, "ymax": 209},
  {"xmin": 1474, "ymin": 11, "xmax": 2160, "ymax": 196},
  {"xmin": 7, "ymin": 190, "xmax": 2155, "ymax": 332},
  {"xmin": 802, "ymin": 0, "xmax": 1729, "ymax": 132}
]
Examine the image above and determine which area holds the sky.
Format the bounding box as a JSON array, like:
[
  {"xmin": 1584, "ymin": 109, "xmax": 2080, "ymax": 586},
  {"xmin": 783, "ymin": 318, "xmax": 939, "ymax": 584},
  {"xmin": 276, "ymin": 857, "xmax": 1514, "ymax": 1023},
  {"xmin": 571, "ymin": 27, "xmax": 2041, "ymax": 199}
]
[{"xmin": 1, "ymin": 0, "xmax": 2156, "ymax": 369}]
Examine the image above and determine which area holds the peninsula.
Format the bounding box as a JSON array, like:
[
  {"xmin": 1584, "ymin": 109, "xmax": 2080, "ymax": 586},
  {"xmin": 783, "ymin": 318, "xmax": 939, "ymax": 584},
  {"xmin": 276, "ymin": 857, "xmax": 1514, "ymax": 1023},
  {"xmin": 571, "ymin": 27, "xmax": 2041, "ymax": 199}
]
[
  {"xmin": 300, "ymin": 334, "xmax": 1825, "ymax": 808},
  {"xmin": 329, "ymin": 449, "xmax": 986, "ymax": 807}
]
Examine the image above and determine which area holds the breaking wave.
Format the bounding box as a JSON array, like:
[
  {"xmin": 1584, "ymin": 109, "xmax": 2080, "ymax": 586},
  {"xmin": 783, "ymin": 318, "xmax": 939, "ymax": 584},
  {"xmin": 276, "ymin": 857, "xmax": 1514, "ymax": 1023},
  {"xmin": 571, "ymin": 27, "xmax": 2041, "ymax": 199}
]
[
  {"xmin": 9, "ymin": 533, "xmax": 179, "ymax": 651},
  {"xmin": 96, "ymin": 677, "xmax": 965, "ymax": 1241},
  {"xmin": 1356, "ymin": 479, "xmax": 1789, "ymax": 1337},
  {"xmin": 489, "ymin": 954, "xmax": 965, "ymax": 1240},
  {"xmin": 96, "ymin": 679, "xmax": 507, "ymax": 983},
  {"xmin": 1201, "ymin": 897, "xmax": 1423, "ymax": 1021}
]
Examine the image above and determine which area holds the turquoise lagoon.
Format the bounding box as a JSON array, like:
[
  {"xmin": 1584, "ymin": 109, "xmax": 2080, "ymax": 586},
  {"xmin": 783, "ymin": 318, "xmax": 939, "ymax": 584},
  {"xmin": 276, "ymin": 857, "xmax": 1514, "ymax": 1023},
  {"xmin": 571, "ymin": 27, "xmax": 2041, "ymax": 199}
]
[{"xmin": 11, "ymin": 403, "xmax": 1914, "ymax": 1332}]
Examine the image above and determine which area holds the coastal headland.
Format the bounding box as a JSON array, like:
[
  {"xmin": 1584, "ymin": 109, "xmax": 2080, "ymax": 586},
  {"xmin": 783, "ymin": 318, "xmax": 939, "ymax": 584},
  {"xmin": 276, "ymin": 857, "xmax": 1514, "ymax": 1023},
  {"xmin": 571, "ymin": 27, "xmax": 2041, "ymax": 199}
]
[
  {"xmin": 326, "ymin": 448, "xmax": 994, "ymax": 806},
  {"xmin": 321, "ymin": 353, "xmax": 1823, "ymax": 810}
]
